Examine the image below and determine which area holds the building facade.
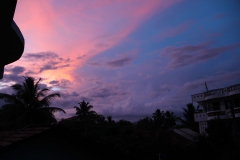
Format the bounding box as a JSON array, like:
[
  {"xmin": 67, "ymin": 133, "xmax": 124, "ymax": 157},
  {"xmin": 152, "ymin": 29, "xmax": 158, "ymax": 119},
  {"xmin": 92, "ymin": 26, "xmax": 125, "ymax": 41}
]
[{"xmin": 192, "ymin": 84, "xmax": 240, "ymax": 134}]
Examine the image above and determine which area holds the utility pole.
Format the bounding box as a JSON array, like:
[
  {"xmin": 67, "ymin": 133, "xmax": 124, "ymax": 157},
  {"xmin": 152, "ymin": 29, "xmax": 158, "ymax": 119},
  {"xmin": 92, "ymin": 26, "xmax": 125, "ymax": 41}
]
[{"xmin": 205, "ymin": 82, "xmax": 209, "ymax": 91}]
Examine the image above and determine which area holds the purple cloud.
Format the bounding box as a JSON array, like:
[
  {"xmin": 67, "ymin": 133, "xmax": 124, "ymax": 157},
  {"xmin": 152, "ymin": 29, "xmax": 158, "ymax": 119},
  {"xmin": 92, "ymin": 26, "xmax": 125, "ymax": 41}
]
[
  {"xmin": 87, "ymin": 56, "xmax": 136, "ymax": 68},
  {"xmin": 87, "ymin": 50, "xmax": 138, "ymax": 68},
  {"xmin": 49, "ymin": 80, "xmax": 59, "ymax": 85},
  {"xmin": 87, "ymin": 85, "xmax": 127, "ymax": 99},
  {"xmin": 161, "ymin": 42, "xmax": 240, "ymax": 69},
  {"xmin": 104, "ymin": 56, "xmax": 135, "ymax": 68},
  {"xmin": 23, "ymin": 52, "xmax": 59, "ymax": 60},
  {"xmin": 40, "ymin": 63, "xmax": 70, "ymax": 72},
  {"xmin": 9, "ymin": 66, "xmax": 25, "ymax": 75}
]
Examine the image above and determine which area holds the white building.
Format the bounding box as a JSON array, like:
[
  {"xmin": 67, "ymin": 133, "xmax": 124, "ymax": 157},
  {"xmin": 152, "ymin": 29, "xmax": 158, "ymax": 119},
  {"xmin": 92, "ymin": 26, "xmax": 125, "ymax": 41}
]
[{"xmin": 192, "ymin": 83, "xmax": 240, "ymax": 134}]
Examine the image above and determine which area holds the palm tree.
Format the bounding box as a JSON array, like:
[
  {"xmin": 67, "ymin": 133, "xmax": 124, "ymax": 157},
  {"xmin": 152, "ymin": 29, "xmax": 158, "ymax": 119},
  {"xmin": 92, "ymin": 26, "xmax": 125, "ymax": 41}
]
[
  {"xmin": 181, "ymin": 103, "xmax": 198, "ymax": 131},
  {"xmin": 0, "ymin": 77, "xmax": 65, "ymax": 128},
  {"xmin": 74, "ymin": 100, "xmax": 96, "ymax": 137},
  {"xmin": 152, "ymin": 109, "xmax": 165, "ymax": 120},
  {"xmin": 152, "ymin": 109, "xmax": 165, "ymax": 128},
  {"xmin": 164, "ymin": 111, "xmax": 176, "ymax": 129}
]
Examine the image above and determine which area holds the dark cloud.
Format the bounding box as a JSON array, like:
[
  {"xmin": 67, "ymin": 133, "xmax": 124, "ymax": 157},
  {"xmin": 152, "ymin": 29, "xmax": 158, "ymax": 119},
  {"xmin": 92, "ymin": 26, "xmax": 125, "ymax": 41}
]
[
  {"xmin": 86, "ymin": 49, "xmax": 138, "ymax": 69},
  {"xmin": 91, "ymin": 88, "xmax": 126, "ymax": 98},
  {"xmin": 23, "ymin": 52, "xmax": 71, "ymax": 73},
  {"xmin": 40, "ymin": 63, "xmax": 70, "ymax": 72},
  {"xmin": 1, "ymin": 66, "xmax": 25, "ymax": 84},
  {"xmin": 49, "ymin": 80, "xmax": 59, "ymax": 85},
  {"xmin": 87, "ymin": 56, "xmax": 136, "ymax": 68},
  {"xmin": 87, "ymin": 85, "xmax": 127, "ymax": 99},
  {"xmin": 161, "ymin": 42, "xmax": 240, "ymax": 69},
  {"xmin": 23, "ymin": 52, "xmax": 59, "ymax": 60},
  {"xmin": 38, "ymin": 83, "xmax": 48, "ymax": 89},
  {"xmin": 104, "ymin": 56, "xmax": 135, "ymax": 68},
  {"xmin": 1, "ymin": 74, "xmax": 24, "ymax": 84},
  {"xmin": 6, "ymin": 66, "xmax": 25, "ymax": 75},
  {"xmin": 24, "ymin": 70, "xmax": 38, "ymax": 76},
  {"xmin": 71, "ymin": 92, "xmax": 79, "ymax": 97}
]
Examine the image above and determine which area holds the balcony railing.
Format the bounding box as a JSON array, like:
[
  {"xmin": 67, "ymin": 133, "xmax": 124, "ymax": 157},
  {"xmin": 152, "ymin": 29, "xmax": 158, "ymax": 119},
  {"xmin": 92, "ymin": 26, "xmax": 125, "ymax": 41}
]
[
  {"xmin": 194, "ymin": 107, "xmax": 240, "ymax": 122},
  {"xmin": 192, "ymin": 84, "xmax": 240, "ymax": 102}
]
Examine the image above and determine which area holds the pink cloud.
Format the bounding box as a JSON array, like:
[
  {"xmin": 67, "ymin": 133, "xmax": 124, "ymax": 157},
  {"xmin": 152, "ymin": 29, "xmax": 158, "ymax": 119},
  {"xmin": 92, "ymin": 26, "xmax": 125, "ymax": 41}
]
[
  {"xmin": 3, "ymin": 0, "xmax": 183, "ymax": 119},
  {"xmin": 12, "ymin": 0, "xmax": 180, "ymax": 81}
]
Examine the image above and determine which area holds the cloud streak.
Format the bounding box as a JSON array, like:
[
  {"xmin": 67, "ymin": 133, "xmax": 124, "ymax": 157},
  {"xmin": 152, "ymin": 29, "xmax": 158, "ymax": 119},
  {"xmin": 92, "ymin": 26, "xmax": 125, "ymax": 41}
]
[{"xmin": 161, "ymin": 42, "xmax": 240, "ymax": 69}]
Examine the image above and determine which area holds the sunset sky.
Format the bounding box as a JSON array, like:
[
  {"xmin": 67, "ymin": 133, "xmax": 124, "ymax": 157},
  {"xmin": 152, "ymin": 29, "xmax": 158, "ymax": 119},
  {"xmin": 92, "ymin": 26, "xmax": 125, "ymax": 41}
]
[{"xmin": 1, "ymin": 0, "xmax": 240, "ymax": 121}]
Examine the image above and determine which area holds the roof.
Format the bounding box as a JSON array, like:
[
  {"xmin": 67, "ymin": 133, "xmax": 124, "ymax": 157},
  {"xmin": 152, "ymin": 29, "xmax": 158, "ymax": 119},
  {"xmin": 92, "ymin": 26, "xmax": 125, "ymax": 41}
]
[
  {"xmin": 173, "ymin": 128, "xmax": 200, "ymax": 142},
  {"xmin": 0, "ymin": 123, "xmax": 55, "ymax": 148}
]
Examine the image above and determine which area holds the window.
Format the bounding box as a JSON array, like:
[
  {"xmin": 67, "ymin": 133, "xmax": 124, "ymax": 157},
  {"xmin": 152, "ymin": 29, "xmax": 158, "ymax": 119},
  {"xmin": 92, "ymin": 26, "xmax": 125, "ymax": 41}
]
[
  {"xmin": 207, "ymin": 103, "xmax": 213, "ymax": 111},
  {"xmin": 212, "ymin": 102, "xmax": 220, "ymax": 111},
  {"xmin": 234, "ymin": 99, "xmax": 240, "ymax": 108}
]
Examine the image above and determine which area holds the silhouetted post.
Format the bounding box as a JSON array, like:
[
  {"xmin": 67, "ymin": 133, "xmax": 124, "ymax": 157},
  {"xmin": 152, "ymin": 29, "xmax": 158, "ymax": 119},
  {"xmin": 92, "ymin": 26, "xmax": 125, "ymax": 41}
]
[{"xmin": 205, "ymin": 82, "xmax": 209, "ymax": 91}]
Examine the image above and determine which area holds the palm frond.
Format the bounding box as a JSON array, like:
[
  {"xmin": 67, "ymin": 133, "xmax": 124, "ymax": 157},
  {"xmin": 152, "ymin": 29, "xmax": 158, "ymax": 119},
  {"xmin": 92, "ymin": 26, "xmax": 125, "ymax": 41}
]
[
  {"xmin": 0, "ymin": 93, "xmax": 16, "ymax": 103},
  {"xmin": 11, "ymin": 84, "xmax": 23, "ymax": 92},
  {"xmin": 40, "ymin": 93, "xmax": 60, "ymax": 107},
  {"xmin": 37, "ymin": 88, "xmax": 50, "ymax": 98},
  {"xmin": 34, "ymin": 78, "xmax": 42, "ymax": 93},
  {"xmin": 40, "ymin": 107, "xmax": 66, "ymax": 113},
  {"xmin": 74, "ymin": 106, "xmax": 80, "ymax": 111}
]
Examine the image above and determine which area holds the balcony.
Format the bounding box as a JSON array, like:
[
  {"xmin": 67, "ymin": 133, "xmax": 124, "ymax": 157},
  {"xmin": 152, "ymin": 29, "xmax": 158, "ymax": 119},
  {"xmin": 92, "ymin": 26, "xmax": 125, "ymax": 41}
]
[{"xmin": 194, "ymin": 107, "xmax": 240, "ymax": 122}]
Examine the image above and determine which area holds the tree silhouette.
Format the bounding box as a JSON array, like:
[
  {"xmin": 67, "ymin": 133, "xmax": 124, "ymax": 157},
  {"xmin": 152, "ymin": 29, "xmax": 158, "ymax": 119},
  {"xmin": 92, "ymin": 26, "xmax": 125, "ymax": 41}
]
[
  {"xmin": 152, "ymin": 109, "xmax": 165, "ymax": 128},
  {"xmin": 164, "ymin": 111, "xmax": 176, "ymax": 129},
  {"xmin": 136, "ymin": 116, "xmax": 153, "ymax": 129},
  {"xmin": 0, "ymin": 77, "xmax": 65, "ymax": 128},
  {"xmin": 181, "ymin": 103, "xmax": 198, "ymax": 131},
  {"xmin": 107, "ymin": 116, "xmax": 115, "ymax": 124},
  {"xmin": 95, "ymin": 114, "xmax": 106, "ymax": 125},
  {"xmin": 74, "ymin": 100, "xmax": 96, "ymax": 137}
]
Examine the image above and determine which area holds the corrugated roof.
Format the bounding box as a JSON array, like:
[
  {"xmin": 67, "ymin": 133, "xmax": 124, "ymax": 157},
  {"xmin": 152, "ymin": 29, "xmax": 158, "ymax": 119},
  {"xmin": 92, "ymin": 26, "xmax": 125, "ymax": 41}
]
[
  {"xmin": 173, "ymin": 128, "xmax": 200, "ymax": 142},
  {"xmin": 0, "ymin": 123, "xmax": 55, "ymax": 148}
]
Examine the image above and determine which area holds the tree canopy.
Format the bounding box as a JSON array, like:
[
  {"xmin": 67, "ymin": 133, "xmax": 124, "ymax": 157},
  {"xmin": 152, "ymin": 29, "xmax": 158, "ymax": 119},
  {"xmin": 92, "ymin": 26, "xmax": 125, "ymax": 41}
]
[{"xmin": 0, "ymin": 77, "xmax": 65, "ymax": 128}]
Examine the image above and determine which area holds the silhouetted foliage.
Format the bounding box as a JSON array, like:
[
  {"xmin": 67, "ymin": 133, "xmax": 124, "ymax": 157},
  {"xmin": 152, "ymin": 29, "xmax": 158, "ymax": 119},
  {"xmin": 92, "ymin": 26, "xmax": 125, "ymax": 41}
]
[
  {"xmin": 95, "ymin": 114, "xmax": 107, "ymax": 125},
  {"xmin": 0, "ymin": 77, "xmax": 65, "ymax": 128},
  {"xmin": 62, "ymin": 107, "xmax": 240, "ymax": 160},
  {"xmin": 117, "ymin": 119, "xmax": 133, "ymax": 127},
  {"xmin": 107, "ymin": 116, "xmax": 115, "ymax": 125},
  {"xmin": 74, "ymin": 100, "xmax": 96, "ymax": 137},
  {"xmin": 152, "ymin": 109, "xmax": 165, "ymax": 128},
  {"xmin": 180, "ymin": 103, "xmax": 198, "ymax": 131},
  {"xmin": 163, "ymin": 111, "xmax": 176, "ymax": 129},
  {"xmin": 136, "ymin": 116, "xmax": 153, "ymax": 129}
]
